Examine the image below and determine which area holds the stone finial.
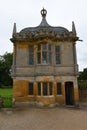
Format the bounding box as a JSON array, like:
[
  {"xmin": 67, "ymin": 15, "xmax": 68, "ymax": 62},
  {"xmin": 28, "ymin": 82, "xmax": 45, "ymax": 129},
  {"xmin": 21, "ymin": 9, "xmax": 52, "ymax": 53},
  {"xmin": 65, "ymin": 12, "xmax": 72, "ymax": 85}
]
[
  {"xmin": 39, "ymin": 8, "xmax": 49, "ymax": 27},
  {"xmin": 72, "ymin": 21, "xmax": 76, "ymax": 36},
  {"xmin": 41, "ymin": 8, "xmax": 47, "ymax": 18},
  {"xmin": 12, "ymin": 23, "xmax": 17, "ymax": 36}
]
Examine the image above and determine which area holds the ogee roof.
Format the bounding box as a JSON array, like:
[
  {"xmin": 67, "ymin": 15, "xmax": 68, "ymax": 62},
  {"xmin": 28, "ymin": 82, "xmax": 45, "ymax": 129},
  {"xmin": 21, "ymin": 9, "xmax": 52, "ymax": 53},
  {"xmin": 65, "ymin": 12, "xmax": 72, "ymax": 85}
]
[{"xmin": 11, "ymin": 8, "xmax": 79, "ymax": 43}]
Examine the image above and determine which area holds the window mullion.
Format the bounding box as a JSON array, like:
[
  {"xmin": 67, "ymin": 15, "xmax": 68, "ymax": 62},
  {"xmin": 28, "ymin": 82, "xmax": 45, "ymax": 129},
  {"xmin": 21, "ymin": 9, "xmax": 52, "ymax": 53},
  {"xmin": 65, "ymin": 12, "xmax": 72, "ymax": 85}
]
[
  {"xmin": 41, "ymin": 82, "xmax": 43, "ymax": 96},
  {"xmin": 48, "ymin": 83, "xmax": 49, "ymax": 96}
]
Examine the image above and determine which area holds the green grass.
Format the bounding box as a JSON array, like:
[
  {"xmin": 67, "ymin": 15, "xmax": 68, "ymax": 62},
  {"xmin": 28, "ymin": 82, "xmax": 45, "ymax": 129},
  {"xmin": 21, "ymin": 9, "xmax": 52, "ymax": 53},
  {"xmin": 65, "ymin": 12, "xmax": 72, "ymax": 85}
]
[
  {"xmin": 0, "ymin": 88, "xmax": 13, "ymax": 108},
  {"xmin": 0, "ymin": 88, "xmax": 12, "ymax": 96}
]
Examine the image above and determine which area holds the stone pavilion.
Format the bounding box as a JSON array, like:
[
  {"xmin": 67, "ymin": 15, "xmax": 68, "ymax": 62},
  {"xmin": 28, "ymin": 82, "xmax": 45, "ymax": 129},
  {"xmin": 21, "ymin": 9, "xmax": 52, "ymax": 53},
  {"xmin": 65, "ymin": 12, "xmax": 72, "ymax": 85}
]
[{"xmin": 11, "ymin": 8, "xmax": 79, "ymax": 107}]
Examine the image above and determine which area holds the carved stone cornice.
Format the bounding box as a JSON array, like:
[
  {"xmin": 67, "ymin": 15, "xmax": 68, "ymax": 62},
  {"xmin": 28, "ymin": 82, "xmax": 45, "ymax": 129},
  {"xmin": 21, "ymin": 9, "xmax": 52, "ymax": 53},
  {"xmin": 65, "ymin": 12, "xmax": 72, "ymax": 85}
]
[
  {"xmin": 10, "ymin": 30, "xmax": 79, "ymax": 43},
  {"xmin": 11, "ymin": 72, "xmax": 79, "ymax": 77}
]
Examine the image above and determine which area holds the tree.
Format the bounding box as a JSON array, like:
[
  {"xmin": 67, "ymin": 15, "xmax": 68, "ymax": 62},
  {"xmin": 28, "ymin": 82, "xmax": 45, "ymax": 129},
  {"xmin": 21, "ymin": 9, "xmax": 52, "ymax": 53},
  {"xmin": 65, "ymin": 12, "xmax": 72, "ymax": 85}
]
[
  {"xmin": 78, "ymin": 68, "xmax": 87, "ymax": 80},
  {"xmin": 0, "ymin": 52, "xmax": 13, "ymax": 87}
]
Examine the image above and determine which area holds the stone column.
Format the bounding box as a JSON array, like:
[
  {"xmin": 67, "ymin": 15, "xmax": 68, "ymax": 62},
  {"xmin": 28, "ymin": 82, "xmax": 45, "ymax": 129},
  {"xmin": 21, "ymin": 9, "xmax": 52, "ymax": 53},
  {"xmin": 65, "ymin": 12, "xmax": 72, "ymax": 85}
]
[
  {"xmin": 53, "ymin": 82, "xmax": 56, "ymax": 96},
  {"xmin": 62, "ymin": 82, "xmax": 66, "ymax": 104},
  {"xmin": 34, "ymin": 82, "xmax": 37, "ymax": 100},
  {"xmin": 73, "ymin": 43, "xmax": 78, "ymax": 73},
  {"xmin": 13, "ymin": 44, "xmax": 16, "ymax": 75}
]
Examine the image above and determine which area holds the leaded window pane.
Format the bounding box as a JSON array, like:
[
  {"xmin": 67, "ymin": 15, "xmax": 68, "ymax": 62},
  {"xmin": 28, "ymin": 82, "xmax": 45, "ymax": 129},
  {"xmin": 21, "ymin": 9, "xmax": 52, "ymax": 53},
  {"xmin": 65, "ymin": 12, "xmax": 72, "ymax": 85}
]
[
  {"xmin": 55, "ymin": 46, "xmax": 61, "ymax": 64},
  {"xmin": 56, "ymin": 46, "xmax": 60, "ymax": 52},
  {"xmin": 48, "ymin": 44, "xmax": 51, "ymax": 51},
  {"xmin": 29, "ymin": 54, "xmax": 34, "ymax": 65},
  {"xmin": 56, "ymin": 54, "xmax": 60, "ymax": 64},
  {"xmin": 38, "ymin": 83, "xmax": 41, "ymax": 95},
  {"xmin": 42, "ymin": 43, "xmax": 47, "ymax": 50},
  {"xmin": 38, "ymin": 45, "xmax": 41, "ymax": 51},
  {"xmin": 29, "ymin": 46, "xmax": 34, "ymax": 65},
  {"xmin": 29, "ymin": 46, "xmax": 34, "ymax": 53},
  {"xmin": 43, "ymin": 83, "xmax": 48, "ymax": 96},
  {"xmin": 57, "ymin": 82, "xmax": 62, "ymax": 95},
  {"xmin": 49, "ymin": 52, "xmax": 52, "ymax": 64},
  {"xmin": 42, "ymin": 52, "xmax": 47, "ymax": 64},
  {"xmin": 29, "ymin": 83, "xmax": 33, "ymax": 95},
  {"xmin": 37, "ymin": 52, "xmax": 41, "ymax": 64}
]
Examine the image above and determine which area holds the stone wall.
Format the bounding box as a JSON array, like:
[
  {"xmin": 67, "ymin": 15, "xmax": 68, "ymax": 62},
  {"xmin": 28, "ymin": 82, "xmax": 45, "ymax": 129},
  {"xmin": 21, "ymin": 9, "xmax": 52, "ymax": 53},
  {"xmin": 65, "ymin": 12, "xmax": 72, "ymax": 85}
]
[
  {"xmin": 79, "ymin": 89, "xmax": 87, "ymax": 102},
  {"xmin": 78, "ymin": 81, "xmax": 87, "ymax": 102},
  {"xmin": 13, "ymin": 76, "xmax": 79, "ymax": 106}
]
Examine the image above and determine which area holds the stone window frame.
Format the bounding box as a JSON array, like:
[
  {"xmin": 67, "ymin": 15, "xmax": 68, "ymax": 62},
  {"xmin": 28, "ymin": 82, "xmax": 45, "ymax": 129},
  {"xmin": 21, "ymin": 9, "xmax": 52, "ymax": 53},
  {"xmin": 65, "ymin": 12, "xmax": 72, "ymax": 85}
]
[
  {"xmin": 37, "ymin": 82, "xmax": 53, "ymax": 96},
  {"xmin": 56, "ymin": 82, "xmax": 62, "ymax": 95},
  {"xmin": 37, "ymin": 43, "xmax": 52, "ymax": 65}
]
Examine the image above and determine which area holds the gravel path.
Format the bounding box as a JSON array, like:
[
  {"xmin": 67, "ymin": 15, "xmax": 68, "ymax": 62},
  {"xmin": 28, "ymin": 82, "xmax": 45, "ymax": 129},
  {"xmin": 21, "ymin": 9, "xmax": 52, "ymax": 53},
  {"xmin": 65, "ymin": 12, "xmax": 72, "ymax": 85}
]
[{"xmin": 0, "ymin": 107, "xmax": 87, "ymax": 130}]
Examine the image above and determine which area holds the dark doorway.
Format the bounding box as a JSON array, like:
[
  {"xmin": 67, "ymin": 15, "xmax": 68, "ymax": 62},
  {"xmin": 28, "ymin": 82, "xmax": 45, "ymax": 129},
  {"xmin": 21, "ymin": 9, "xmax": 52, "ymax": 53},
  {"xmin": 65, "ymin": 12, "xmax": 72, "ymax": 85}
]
[{"xmin": 65, "ymin": 82, "xmax": 74, "ymax": 105}]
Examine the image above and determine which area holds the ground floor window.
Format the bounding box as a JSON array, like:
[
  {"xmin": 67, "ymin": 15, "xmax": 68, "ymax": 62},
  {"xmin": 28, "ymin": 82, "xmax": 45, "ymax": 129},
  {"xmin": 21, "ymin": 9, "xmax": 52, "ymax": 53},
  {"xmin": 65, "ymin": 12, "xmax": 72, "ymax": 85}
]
[
  {"xmin": 57, "ymin": 82, "xmax": 62, "ymax": 95},
  {"xmin": 28, "ymin": 83, "xmax": 34, "ymax": 95},
  {"xmin": 37, "ymin": 82, "xmax": 53, "ymax": 96},
  {"xmin": 28, "ymin": 82, "xmax": 62, "ymax": 96}
]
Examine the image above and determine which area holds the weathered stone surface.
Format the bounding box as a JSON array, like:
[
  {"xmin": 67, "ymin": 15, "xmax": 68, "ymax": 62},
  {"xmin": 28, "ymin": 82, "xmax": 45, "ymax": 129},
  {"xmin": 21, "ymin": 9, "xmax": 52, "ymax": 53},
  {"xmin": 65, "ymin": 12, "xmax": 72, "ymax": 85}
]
[{"xmin": 11, "ymin": 8, "xmax": 79, "ymax": 107}]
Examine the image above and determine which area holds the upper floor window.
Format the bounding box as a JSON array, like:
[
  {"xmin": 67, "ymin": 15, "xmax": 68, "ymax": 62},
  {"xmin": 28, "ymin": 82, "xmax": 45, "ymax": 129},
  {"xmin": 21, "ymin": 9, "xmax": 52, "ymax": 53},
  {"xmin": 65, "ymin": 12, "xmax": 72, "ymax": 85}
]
[
  {"xmin": 37, "ymin": 43, "xmax": 52, "ymax": 64},
  {"xmin": 55, "ymin": 45, "xmax": 61, "ymax": 64},
  {"xmin": 29, "ymin": 46, "xmax": 34, "ymax": 65}
]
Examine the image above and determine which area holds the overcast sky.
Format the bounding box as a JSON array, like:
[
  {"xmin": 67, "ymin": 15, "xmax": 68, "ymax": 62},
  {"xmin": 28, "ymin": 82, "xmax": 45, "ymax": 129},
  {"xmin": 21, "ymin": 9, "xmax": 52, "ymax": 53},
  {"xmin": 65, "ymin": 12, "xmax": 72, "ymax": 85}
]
[{"xmin": 0, "ymin": 0, "xmax": 87, "ymax": 71}]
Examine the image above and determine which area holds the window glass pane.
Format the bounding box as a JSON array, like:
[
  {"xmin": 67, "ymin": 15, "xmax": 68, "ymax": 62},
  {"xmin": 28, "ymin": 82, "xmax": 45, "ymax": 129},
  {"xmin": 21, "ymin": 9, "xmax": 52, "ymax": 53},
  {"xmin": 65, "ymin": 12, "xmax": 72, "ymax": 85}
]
[
  {"xmin": 29, "ymin": 46, "xmax": 34, "ymax": 65},
  {"xmin": 38, "ymin": 45, "xmax": 41, "ymax": 51},
  {"xmin": 56, "ymin": 54, "xmax": 60, "ymax": 64},
  {"xmin": 56, "ymin": 46, "xmax": 60, "ymax": 52},
  {"xmin": 29, "ymin": 54, "xmax": 34, "ymax": 65},
  {"xmin": 42, "ymin": 52, "xmax": 47, "ymax": 64},
  {"xmin": 38, "ymin": 83, "xmax": 41, "ymax": 95},
  {"xmin": 42, "ymin": 43, "xmax": 47, "ymax": 50},
  {"xmin": 43, "ymin": 83, "xmax": 48, "ymax": 95},
  {"xmin": 48, "ymin": 44, "xmax": 51, "ymax": 51},
  {"xmin": 49, "ymin": 82, "xmax": 52, "ymax": 95},
  {"xmin": 37, "ymin": 52, "xmax": 41, "ymax": 64},
  {"xmin": 49, "ymin": 52, "xmax": 52, "ymax": 64},
  {"xmin": 57, "ymin": 83, "xmax": 62, "ymax": 95},
  {"xmin": 55, "ymin": 45, "xmax": 61, "ymax": 64},
  {"xmin": 29, "ymin": 83, "xmax": 33, "ymax": 95},
  {"xmin": 29, "ymin": 46, "xmax": 34, "ymax": 53}
]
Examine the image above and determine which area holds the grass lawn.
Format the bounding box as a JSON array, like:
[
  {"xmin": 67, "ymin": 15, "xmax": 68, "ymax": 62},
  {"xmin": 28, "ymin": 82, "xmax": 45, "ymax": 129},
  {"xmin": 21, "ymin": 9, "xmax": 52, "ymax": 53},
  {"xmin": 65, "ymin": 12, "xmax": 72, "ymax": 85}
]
[
  {"xmin": 0, "ymin": 88, "xmax": 12, "ymax": 97},
  {"xmin": 0, "ymin": 88, "xmax": 13, "ymax": 108}
]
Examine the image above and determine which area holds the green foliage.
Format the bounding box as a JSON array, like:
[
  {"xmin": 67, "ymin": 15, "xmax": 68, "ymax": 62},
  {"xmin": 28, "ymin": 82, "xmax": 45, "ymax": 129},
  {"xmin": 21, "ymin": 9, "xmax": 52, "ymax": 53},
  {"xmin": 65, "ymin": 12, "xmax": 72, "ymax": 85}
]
[
  {"xmin": 2, "ymin": 97, "xmax": 13, "ymax": 108},
  {"xmin": 78, "ymin": 81, "xmax": 87, "ymax": 89},
  {"xmin": 0, "ymin": 52, "xmax": 13, "ymax": 87},
  {"xmin": 0, "ymin": 88, "xmax": 13, "ymax": 108},
  {"xmin": 0, "ymin": 88, "xmax": 12, "ymax": 96},
  {"xmin": 78, "ymin": 68, "xmax": 87, "ymax": 80}
]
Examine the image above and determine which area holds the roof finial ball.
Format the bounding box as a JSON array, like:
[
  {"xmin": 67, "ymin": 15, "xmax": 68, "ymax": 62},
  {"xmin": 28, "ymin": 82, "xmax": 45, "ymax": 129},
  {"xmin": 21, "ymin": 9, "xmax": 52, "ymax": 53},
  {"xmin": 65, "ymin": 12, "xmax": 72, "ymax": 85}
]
[{"xmin": 41, "ymin": 8, "xmax": 47, "ymax": 18}]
